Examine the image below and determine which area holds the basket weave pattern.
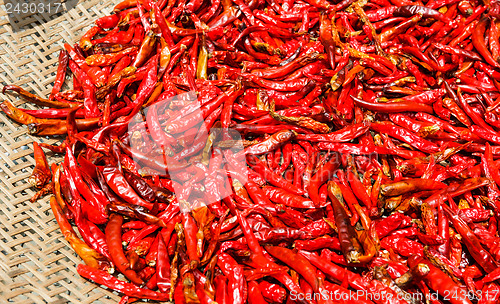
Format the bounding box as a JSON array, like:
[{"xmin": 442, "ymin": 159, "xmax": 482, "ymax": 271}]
[{"xmin": 0, "ymin": 1, "xmax": 123, "ymax": 302}]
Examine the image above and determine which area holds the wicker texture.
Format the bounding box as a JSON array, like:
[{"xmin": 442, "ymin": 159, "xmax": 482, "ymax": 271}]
[{"xmin": 0, "ymin": 1, "xmax": 123, "ymax": 302}]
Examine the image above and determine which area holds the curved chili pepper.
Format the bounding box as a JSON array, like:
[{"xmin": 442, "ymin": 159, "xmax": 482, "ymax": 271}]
[
  {"xmin": 50, "ymin": 197, "xmax": 106, "ymax": 269},
  {"xmin": 265, "ymin": 246, "xmax": 333, "ymax": 304},
  {"xmin": 394, "ymin": 5, "xmax": 450, "ymax": 22},
  {"xmin": 65, "ymin": 44, "xmax": 107, "ymax": 87},
  {"xmin": 3, "ymin": 85, "xmax": 80, "ymax": 108},
  {"xmin": 102, "ymin": 166, "xmax": 155, "ymax": 210},
  {"xmin": 472, "ymin": 18, "xmax": 500, "ymax": 69},
  {"xmin": 78, "ymin": 264, "xmax": 169, "ymax": 301},
  {"xmin": 444, "ymin": 205, "xmax": 498, "ymax": 273},
  {"xmin": 86, "ymin": 47, "xmax": 138, "ymax": 67},
  {"xmin": 93, "ymin": 25, "xmax": 136, "ymax": 45},
  {"xmin": 269, "ymin": 101, "xmax": 329, "ymax": 133},
  {"xmin": 79, "ymin": 26, "xmax": 100, "ymax": 51},
  {"xmin": 48, "ymin": 50, "xmax": 70, "ymax": 101},
  {"xmin": 105, "ymin": 214, "xmax": 144, "ymax": 285},
  {"xmin": 371, "ymin": 121, "xmax": 440, "ymax": 153},
  {"xmin": 379, "ymin": 15, "xmax": 422, "ymax": 43}
]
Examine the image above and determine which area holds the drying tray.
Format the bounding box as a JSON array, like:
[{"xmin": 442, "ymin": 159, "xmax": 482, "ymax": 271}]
[{"xmin": 0, "ymin": 1, "xmax": 126, "ymax": 302}]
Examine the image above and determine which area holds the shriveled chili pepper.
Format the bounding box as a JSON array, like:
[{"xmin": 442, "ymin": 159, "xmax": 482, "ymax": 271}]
[
  {"xmin": 381, "ymin": 179, "xmax": 446, "ymax": 196},
  {"xmin": 77, "ymin": 264, "xmax": 169, "ymax": 301},
  {"xmin": 408, "ymin": 255, "xmax": 473, "ymax": 304},
  {"xmin": 237, "ymin": 129, "xmax": 296, "ymax": 158},
  {"xmin": 327, "ymin": 181, "xmax": 364, "ymax": 264},
  {"xmin": 247, "ymin": 154, "xmax": 306, "ymax": 196},
  {"xmin": 352, "ymin": 95, "xmax": 434, "ymax": 113},
  {"xmin": 443, "ymin": 205, "xmax": 498, "ymax": 273},
  {"xmin": 28, "ymin": 141, "xmax": 51, "ymax": 189},
  {"xmin": 102, "ymin": 166, "xmax": 155, "ymax": 210},
  {"xmin": 472, "ymin": 18, "xmax": 500, "ymax": 69},
  {"xmin": 49, "ymin": 50, "xmax": 70, "ymax": 101},
  {"xmin": 3, "ymin": 85, "xmax": 80, "ymax": 108}
]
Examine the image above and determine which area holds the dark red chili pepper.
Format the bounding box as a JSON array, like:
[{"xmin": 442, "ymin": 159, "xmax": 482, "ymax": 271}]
[
  {"xmin": 381, "ymin": 178, "xmax": 446, "ymax": 196},
  {"xmin": 328, "ymin": 182, "xmax": 364, "ymax": 264},
  {"xmin": 156, "ymin": 232, "xmax": 171, "ymax": 293},
  {"xmin": 319, "ymin": 12, "xmax": 336, "ymax": 70},
  {"xmin": 102, "ymin": 166, "xmax": 155, "ymax": 210}
]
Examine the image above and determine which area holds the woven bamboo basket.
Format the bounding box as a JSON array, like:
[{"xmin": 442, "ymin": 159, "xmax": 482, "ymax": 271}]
[{"xmin": 0, "ymin": 1, "xmax": 126, "ymax": 302}]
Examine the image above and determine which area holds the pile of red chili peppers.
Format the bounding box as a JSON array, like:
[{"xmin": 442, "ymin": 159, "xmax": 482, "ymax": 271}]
[{"xmin": 6, "ymin": 0, "xmax": 500, "ymax": 302}]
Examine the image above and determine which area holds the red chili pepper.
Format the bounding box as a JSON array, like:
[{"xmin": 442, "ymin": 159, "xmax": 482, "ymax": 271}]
[
  {"xmin": 49, "ymin": 50, "xmax": 70, "ymax": 101},
  {"xmin": 443, "ymin": 205, "xmax": 498, "ymax": 273},
  {"xmin": 265, "ymin": 246, "xmax": 333, "ymax": 304},
  {"xmin": 371, "ymin": 121, "xmax": 440, "ymax": 153},
  {"xmin": 237, "ymin": 130, "xmax": 296, "ymax": 158},
  {"xmin": 65, "ymin": 44, "xmax": 107, "ymax": 87},
  {"xmin": 298, "ymin": 250, "xmax": 367, "ymax": 291},
  {"xmin": 352, "ymin": 95, "xmax": 434, "ymax": 113},
  {"xmin": 156, "ymin": 232, "xmax": 171, "ymax": 293},
  {"xmin": 105, "ymin": 214, "xmax": 144, "ymax": 285},
  {"xmin": 102, "ymin": 166, "xmax": 155, "ymax": 210},
  {"xmin": 96, "ymin": 14, "xmax": 120, "ymax": 28},
  {"xmin": 28, "ymin": 141, "xmax": 51, "ymax": 189},
  {"xmin": 217, "ymin": 253, "xmax": 247, "ymax": 304},
  {"xmin": 472, "ymin": 18, "xmax": 500, "ymax": 69},
  {"xmin": 408, "ymin": 255, "xmax": 473, "ymax": 304},
  {"xmin": 77, "ymin": 264, "xmax": 168, "ymax": 301},
  {"xmin": 247, "ymin": 154, "xmax": 306, "ymax": 196}
]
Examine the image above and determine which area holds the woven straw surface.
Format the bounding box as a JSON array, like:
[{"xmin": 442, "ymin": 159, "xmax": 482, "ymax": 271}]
[{"xmin": 0, "ymin": 1, "xmax": 125, "ymax": 303}]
